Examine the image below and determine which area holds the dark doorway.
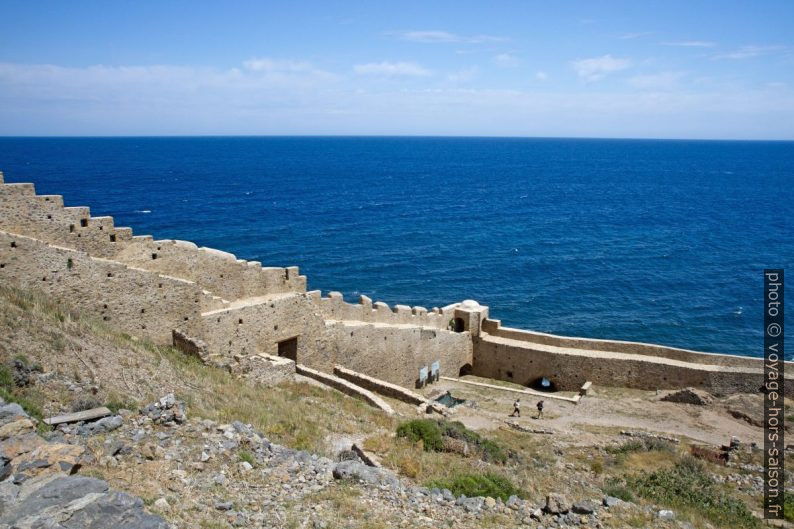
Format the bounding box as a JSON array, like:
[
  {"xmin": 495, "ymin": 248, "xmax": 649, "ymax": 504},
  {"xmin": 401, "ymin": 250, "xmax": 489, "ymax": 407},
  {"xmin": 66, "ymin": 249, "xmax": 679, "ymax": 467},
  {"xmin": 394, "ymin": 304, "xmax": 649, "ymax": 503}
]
[
  {"xmin": 459, "ymin": 363, "xmax": 473, "ymax": 376},
  {"xmin": 529, "ymin": 376, "xmax": 558, "ymax": 392},
  {"xmin": 277, "ymin": 337, "xmax": 298, "ymax": 362},
  {"xmin": 452, "ymin": 317, "xmax": 465, "ymax": 332}
]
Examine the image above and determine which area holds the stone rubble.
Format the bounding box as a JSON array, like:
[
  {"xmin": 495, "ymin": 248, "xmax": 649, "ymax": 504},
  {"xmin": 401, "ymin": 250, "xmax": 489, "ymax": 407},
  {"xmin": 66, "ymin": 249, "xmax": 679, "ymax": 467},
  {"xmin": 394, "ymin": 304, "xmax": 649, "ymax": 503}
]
[{"xmin": 0, "ymin": 397, "xmax": 169, "ymax": 528}]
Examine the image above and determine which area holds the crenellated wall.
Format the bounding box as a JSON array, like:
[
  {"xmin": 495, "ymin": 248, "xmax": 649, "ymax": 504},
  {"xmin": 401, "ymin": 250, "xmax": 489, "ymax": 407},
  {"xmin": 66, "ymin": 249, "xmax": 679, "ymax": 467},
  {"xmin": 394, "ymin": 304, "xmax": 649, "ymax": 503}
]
[
  {"xmin": 318, "ymin": 291, "xmax": 455, "ymax": 329},
  {"xmin": 0, "ymin": 231, "xmax": 204, "ymax": 344},
  {"xmin": 0, "ymin": 180, "xmax": 306, "ymax": 302}
]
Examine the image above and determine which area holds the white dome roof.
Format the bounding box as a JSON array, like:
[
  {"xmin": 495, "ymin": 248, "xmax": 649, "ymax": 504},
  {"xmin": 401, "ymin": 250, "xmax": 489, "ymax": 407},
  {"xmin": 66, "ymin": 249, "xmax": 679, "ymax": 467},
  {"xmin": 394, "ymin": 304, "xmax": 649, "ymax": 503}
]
[{"xmin": 460, "ymin": 299, "xmax": 480, "ymax": 309}]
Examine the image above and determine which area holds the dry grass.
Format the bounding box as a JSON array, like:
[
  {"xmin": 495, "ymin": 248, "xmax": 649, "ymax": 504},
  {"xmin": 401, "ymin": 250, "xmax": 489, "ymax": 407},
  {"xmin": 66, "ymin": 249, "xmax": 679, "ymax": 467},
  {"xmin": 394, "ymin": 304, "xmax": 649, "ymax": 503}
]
[{"xmin": 0, "ymin": 284, "xmax": 394, "ymax": 455}]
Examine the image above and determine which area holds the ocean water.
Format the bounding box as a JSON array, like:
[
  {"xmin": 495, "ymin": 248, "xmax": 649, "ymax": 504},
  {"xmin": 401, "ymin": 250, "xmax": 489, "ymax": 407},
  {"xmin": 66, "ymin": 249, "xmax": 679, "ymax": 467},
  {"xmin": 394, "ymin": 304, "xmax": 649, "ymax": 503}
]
[{"xmin": 1, "ymin": 137, "xmax": 791, "ymax": 358}]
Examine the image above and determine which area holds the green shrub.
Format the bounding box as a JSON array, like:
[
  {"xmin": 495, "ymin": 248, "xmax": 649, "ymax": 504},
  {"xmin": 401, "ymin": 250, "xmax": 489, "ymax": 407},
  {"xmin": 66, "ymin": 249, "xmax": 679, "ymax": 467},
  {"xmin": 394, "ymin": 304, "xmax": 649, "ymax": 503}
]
[
  {"xmin": 428, "ymin": 473, "xmax": 523, "ymax": 501},
  {"xmin": 0, "ymin": 386, "xmax": 44, "ymax": 425},
  {"xmin": 602, "ymin": 478, "xmax": 634, "ymax": 502},
  {"xmin": 606, "ymin": 438, "xmax": 674, "ymax": 455},
  {"xmin": 239, "ymin": 450, "xmax": 256, "ymax": 466},
  {"xmin": 625, "ymin": 455, "xmax": 759, "ymax": 529},
  {"xmin": 396, "ymin": 419, "xmax": 509, "ymax": 463},
  {"xmin": 784, "ymin": 492, "xmax": 794, "ymax": 523},
  {"xmin": 0, "ymin": 364, "xmax": 14, "ymax": 391},
  {"xmin": 396, "ymin": 419, "xmax": 443, "ymax": 451}
]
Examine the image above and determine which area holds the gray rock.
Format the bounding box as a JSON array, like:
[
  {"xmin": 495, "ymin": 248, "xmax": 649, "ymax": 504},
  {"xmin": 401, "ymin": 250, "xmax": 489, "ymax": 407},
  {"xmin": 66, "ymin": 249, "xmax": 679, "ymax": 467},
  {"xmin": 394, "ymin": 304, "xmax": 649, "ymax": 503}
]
[
  {"xmin": 78, "ymin": 415, "xmax": 123, "ymax": 436},
  {"xmin": 442, "ymin": 488, "xmax": 455, "ymax": 502},
  {"xmin": 571, "ymin": 500, "xmax": 595, "ymax": 514},
  {"xmin": 0, "ymin": 474, "xmax": 165, "ymax": 528},
  {"xmin": 658, "ymin": 509, "xmax": 675, "ymax": 520},
  {"xmin": 0, "ymin": 402, "xmax": 28, "ymax": 424},
  {"xmin": 461, "ymin": 496, "xmax": 485, "ymax": 512},
  {"xmin": 332, "ymin": 460, "xmax": 401, "ymax": 490},
  {"xmin": 603, "ymin": 496, "xmax": 624, "ymax": 507},
  {"xmin": 216, "ymin": 501, "xmax": 234, "ymax": 511},
  {"xmin": 141, "ymin": 394, "xmax": 186, "ymax": 426},
  {"xmin": 64, "ymin": 490, "xmax": 169, "ymax": 528}
]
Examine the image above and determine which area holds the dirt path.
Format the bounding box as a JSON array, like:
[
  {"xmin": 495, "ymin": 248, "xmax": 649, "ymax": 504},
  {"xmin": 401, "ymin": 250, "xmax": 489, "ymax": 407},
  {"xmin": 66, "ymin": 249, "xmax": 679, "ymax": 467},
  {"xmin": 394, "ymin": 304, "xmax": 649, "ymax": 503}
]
[{"xmin": 425, "ymin": 378, "xmax": 763, "ymax": 447}]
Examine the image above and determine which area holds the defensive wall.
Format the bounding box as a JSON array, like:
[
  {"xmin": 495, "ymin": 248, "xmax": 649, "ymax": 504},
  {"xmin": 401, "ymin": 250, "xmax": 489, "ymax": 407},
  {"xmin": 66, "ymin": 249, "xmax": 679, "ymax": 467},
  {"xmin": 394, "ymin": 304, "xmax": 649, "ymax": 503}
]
[
  {"xmin": 0, "ymin": 170, "xmax": 789, "ymax": 397},
  {"xmin": 473, "ymin": 319, "xmax": 792, "ymax": 397}
]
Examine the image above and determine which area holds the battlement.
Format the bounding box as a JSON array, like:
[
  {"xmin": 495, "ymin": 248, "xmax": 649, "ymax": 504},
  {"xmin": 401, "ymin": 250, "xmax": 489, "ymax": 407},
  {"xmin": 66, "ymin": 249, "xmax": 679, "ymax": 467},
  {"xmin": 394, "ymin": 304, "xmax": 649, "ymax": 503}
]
[
  {"xmin": 316, "ymin": 291, "xmax": 454, "ymax": 329},
  {"xmin": 0, "ymin": 178, "xmax": 307, "ymax": 302}
]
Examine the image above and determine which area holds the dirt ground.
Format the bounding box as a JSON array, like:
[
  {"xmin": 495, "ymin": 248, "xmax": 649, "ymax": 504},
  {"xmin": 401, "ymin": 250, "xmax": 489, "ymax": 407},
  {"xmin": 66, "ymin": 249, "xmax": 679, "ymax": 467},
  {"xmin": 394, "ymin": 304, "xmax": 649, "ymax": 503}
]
[{"xmin": 421, "ymin": 375, "xmax": 768, "ymax": 447}]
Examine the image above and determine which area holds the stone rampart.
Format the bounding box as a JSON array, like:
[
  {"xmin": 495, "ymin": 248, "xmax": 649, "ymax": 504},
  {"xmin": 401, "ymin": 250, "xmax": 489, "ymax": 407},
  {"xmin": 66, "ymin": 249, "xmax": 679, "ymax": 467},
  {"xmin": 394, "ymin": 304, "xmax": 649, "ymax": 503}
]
[
  {"xmin": 482, "ymin": 319, "xmax": 762, "ymax": 368},
  {"xmin": 0, "ymin": 231, "xmax": 204, "ymax": 344},
  {"xmin": 318, "ymin": 291, "xmax": 454, "ymax": 329},
  {"xmin": 473, "ymin": 331, "xmax": 793, "ymax": 397},
  {"xmin": 324, "ymin": 320, "xmax": 473, "ymax": 388},
  {"xmin": 0, "ymin": 181, "xmax": 306, "ymax": 301}
]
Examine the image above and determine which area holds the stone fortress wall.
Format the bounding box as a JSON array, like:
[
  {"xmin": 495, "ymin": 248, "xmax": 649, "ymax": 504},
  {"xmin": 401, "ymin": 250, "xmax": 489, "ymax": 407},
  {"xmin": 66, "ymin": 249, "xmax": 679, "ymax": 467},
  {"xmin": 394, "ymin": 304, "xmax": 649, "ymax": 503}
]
[{"xmin": 0, "ymin": 170, "xmax": 789, "ymax": 396}]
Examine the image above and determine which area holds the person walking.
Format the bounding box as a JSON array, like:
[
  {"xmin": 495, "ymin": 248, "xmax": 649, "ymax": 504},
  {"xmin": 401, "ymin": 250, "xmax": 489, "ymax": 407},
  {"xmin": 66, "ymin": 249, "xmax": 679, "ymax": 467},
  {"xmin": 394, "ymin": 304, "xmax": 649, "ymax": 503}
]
[
  {"xmin": 510, "ymin": 398, "xmax": 521, "ymax": 417},
  {"xmin": 536, "ymin": 400, "xmax": 544, "ymax": 419}
]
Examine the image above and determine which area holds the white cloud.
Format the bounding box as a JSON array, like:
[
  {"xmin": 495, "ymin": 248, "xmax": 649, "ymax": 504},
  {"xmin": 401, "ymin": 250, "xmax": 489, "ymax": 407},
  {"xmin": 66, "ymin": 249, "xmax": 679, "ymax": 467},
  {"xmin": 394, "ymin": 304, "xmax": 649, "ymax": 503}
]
[
  {"xmin": 571, "ymin": 54, "xmax": 631, "ymax": 81},
  {"xmin": 243, "ymin": 58, "xmax": 314, "ymax": 72},
  {"xmin": 535, "ymin": 71, "xmax": 548, "ymax": 81},
  {"xmin": 447, "ymin": 67, "xmax": 478, "ymax": 83},
  {"xmin": 714, "ymin": 45, "xmax": 785, "ymax": 59},
  {"xmin": 390, "ymin": 30, "xmax": 505, "ymax": 44},
  {"xmin": 661, "ymin": 41, "xmax": 715, "ymax": 48},
  {"xmin": 629, "ymin": 71, "xmax": 685, "ymax": 90},
  {"xmin": 619, "ymin": 32, "xmax": 655, "ymax": 40},
  {"xmin": 1, "ymin": 60, "xmax": 793, "ymax": 139},
  {"xmin": 494, "ymin": 53, "xmax": 520, "ymax": 67},
  {"xmin": 353, "ymin": 61, "xmax": 431, "ymax": 77}
]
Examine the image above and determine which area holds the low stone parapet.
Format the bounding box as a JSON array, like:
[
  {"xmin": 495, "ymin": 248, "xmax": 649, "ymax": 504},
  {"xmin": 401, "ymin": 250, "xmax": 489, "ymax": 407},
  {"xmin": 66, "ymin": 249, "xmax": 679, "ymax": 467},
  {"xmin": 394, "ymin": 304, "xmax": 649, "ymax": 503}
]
[{"xmin": 296, "ymin": 364, "xmax": 394, "ymax": 415}]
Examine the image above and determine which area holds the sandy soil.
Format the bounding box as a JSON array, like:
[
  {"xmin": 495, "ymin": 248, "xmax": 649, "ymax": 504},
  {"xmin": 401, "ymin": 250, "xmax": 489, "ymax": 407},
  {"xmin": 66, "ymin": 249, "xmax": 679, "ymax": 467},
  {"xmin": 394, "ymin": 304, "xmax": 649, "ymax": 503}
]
[{"xmin": 421, "ymin": 376, "xmax": 767, "ymax": 447}]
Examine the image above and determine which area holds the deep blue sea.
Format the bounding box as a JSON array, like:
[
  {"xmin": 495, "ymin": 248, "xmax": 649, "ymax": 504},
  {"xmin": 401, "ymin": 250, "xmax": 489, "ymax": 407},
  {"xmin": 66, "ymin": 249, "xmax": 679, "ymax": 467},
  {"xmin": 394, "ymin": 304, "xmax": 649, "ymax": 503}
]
[{"xmin": 1, "ymin": 137, "xmax": 791, "ymax": 358}]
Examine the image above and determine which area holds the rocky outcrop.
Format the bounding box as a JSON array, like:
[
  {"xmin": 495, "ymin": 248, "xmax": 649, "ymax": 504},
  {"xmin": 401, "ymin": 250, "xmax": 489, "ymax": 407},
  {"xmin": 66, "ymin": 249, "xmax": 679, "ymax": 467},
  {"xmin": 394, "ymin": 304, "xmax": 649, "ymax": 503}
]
[{"xmin": 0, "ymin": 398, "xmax": 168, "ymax": 528}]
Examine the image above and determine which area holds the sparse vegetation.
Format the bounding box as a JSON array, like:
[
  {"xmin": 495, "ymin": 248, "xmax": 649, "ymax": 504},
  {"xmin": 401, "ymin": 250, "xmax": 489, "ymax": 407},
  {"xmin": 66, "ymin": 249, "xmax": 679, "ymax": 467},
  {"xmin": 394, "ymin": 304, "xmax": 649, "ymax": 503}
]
[
  {"xmin": 606, "ymin": 438, "xmax": 675, "ymax": 455},
  {"xmin": 427, "ymin": 473, "xmax": 523, "ymax": 501},
  {"xmin": 239, "ymin": 450, "xmax": 255, "ymax": 466},
  {"xmin": 602, "ymin": 478, "xmax": 634, "ymax": 502},
  {"xmin": 0, "ymin": 362, "xmax": 44, "ymax": 425},
  {"xmin": 395, "ymin": 419, "xmax": 509, "ymax": 464},
  {"xmin": 784, "ymin": 491, "xmax": 794, "ymax": 523},
  {"xmin": 624, "ymin": 455, "xmax": 760, "ymax": 529}
]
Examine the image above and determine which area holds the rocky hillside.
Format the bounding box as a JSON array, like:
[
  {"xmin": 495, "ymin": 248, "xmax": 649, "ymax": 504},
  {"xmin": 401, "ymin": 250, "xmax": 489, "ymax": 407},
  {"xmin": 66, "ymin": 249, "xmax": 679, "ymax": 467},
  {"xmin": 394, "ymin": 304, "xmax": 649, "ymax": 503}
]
[{"xmin": 0, "ymin": 285, "xmax": 789, "ymax": 529}]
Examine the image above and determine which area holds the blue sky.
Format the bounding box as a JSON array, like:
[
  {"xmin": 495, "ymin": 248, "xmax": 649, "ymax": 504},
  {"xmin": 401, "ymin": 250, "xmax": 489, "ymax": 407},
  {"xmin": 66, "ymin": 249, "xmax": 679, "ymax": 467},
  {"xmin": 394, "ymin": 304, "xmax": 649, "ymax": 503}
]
[{"xmin": 1, "ymin": 1, "xmax": 792, "ymax": 138}]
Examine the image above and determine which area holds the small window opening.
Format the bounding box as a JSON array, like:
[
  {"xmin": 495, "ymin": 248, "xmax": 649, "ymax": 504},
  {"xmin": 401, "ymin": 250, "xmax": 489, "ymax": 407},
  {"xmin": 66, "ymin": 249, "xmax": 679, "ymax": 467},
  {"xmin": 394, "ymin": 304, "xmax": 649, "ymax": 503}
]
[
  {"xmin": 277, "ymin": 337, "xmax": 298, "ymax": 362},
  {"xmin": 80, "ymin": 218, "xmax": 88, "ymax": 227},
  {"xmin": 109, "ymin": 234, "xmax": 116, "ymax": 242}
]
